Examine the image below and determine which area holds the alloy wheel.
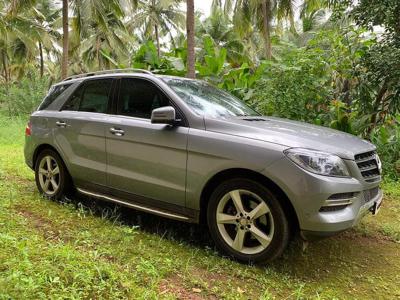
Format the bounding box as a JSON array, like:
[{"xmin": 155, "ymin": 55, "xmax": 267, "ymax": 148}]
[
  {"xmin": 38, "ymin": 155, "xmax": 60, "ymax": 196},
  {"xmin": 216, "ymin": 189, "xmax": 274, "ymax": 255}
]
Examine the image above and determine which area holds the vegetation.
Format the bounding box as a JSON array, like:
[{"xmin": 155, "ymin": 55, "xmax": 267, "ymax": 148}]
[
  {"xmin": 0, "ymin": 0, "xmax": 399, "ymax": 180},
  {"xmin": 0, "ymin": 0, "xmax": 400, "ymax": 297},
  {"xmin": 0, "ymin": 115, "xmax": 400, "ymax": 298}
]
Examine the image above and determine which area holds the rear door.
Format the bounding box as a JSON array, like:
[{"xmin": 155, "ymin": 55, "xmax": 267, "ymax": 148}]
[
  {"xmin": 105, "ymin": 77, "xmax": 189, "ymax": 207},
  {"xmin": 53, "ymin": 78, "xmax": 115, "ymax": 187}
]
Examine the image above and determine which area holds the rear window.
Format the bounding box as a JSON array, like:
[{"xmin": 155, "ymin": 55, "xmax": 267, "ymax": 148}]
[
  {"xmin": 38, "ymin": 84, "xmax": 72, "ymax": 110},
  {"xmin": 62, "ymin": 79, "xmax": 112, "ymax": 113}
]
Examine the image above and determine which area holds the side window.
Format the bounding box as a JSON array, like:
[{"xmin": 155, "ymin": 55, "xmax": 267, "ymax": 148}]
[
  {"xmin": 39, "ymin": 84, "xmax": 72, "ymax": 110},
  {"xmin": 62, "ymin": 85, "xmax": 82, "ymax": 111},
  {"xmin": 117, "ymin": 78, "xmax": 169, "ymax": 119},
  {"xmin": 62, "ymin": 79, "xmax": 112, "ymax": 113}
]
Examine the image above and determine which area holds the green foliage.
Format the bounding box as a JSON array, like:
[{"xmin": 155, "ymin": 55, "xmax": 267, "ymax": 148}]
[
  {"xmin": 351, "ymin": 0, "xmax": 400, "ymax": 132},
  {"xmin": 0, "ymin": 73, "xmax": 48, "ymax": 117},
  {"xmin": 370, "ymin": 118, "xmax": 400, "ymax": 181},
  {"xmin": 248, "ymin": 44, "xmax": 332, "ymax": 124},
  {"xmin": 131, "ymin": 40, "xmax": 186, "ymax": 76},
  {"xmin": 196, "ymin": 34, "xmax": 227, "ymax": 79}
]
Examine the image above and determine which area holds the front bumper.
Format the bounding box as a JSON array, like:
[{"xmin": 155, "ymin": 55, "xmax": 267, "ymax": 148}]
[
  {"xmin": 262, "ymin": 156, "xmax": 383, "ymax": 238},
  {"xmin": 300, "ymin": 188, "xmax": 383, "ymax": 240}
]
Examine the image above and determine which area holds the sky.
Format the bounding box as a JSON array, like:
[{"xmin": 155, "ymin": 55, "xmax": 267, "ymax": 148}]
[{"xmin": 195, "ymin": 0, "xmax": 213, "ymax": 17}]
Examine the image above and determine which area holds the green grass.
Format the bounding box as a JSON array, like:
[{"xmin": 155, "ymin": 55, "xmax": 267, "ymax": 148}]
[{"xmin": 1, "ymin": 115, "xmax": 400, "ymax": 299}]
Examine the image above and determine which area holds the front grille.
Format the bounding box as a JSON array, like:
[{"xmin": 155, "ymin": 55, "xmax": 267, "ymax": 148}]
[{"xmin": 355, "ymin": 151, "xmax": 381, "ymax": 181}]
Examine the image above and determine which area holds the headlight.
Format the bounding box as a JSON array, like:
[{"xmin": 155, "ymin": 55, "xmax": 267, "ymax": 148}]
[{"xmin": 284, "ymin": 148, "xmax": 350, "ymax": 177}]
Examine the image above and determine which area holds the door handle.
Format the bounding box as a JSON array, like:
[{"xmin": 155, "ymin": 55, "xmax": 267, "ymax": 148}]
[
  {"xmin": 110, "ymin": 127, "xmax": 125, "ymax": 136},
  {"xmin": 56, "ymin": 120, "xmax": 67, "ymax": 127}
]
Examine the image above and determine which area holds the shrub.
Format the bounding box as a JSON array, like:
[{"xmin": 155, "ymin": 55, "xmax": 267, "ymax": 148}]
[
  {"xmin": 0, "ymin": 74, "xmax": 51, "ymax": 117},
  {"xmin": 370, "ymin": 119, "xmax": 400, "ymax": 181}
]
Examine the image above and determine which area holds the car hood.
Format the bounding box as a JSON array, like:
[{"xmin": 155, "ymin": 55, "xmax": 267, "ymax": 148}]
[{"xmin": 204, "ymin": 116, "xmax": 375, "ymax": 160}]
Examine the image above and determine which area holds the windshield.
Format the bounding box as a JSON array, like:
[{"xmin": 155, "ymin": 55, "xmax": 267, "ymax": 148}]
[{"xmin": 163, "ymin": 78, "xmax": 260, "ymax": 118}]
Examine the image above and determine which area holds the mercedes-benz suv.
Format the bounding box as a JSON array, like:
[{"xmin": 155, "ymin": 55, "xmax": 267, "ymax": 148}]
[{"xmin": 24, "ymin": 69, "xmax": 383, "ymax": 263}]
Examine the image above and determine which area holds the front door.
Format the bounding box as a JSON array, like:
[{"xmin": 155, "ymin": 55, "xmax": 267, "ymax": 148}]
[{"xmin": 106, "ymin": 78, "xmax": 188, "ymax": 207}]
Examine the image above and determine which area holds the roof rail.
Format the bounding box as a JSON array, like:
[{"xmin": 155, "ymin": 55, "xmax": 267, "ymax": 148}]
[{"xmin": 63, "ymin": 68, "xmax": 153, "ymax": 81}]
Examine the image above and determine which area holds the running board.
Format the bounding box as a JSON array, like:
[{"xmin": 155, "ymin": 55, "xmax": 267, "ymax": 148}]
[{"xmin": 76, "ymin": 188, "xmax": 190, "ymax": 221}]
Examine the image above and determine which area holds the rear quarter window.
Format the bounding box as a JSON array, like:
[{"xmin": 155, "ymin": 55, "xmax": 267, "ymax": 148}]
[{"xmin": 38, "ymin": 84, "xmax": 72, "ymax": 110}]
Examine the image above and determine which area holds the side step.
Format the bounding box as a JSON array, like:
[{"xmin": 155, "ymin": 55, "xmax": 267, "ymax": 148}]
[{"xmin": 77, "ymin": 188, "xmax": 190, "ymax": 221}]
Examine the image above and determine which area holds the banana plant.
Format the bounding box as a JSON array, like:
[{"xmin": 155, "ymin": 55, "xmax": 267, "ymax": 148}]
[{"xmin": 196, "ymin": 34, "xmax": 227, "ymax": 82}]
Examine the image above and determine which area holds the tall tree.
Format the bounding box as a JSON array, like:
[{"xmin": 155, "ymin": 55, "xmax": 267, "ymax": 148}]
[
  {"xmin": 186, "ymin": 0, "xmax": 195, "ymax": 78},
  {"xmin": 128, "ymin": 0, "xmax": 185, "ymax": 58},
  {"xmin": 261, "ymin": 0, "xmax": 272, "ymax": 59},
  {"xmin": 0, "ymin": 0, "xmax": 48, "ymax": 82},
  {"xmin": 61, "ymin": 0, "xmax": 68, "ymax": 79}
]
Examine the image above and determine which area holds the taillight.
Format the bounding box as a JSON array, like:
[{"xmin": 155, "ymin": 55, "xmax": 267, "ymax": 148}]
[{"xmin": 25, "ymin": 121, "xmax": 32, "ymax": 136}]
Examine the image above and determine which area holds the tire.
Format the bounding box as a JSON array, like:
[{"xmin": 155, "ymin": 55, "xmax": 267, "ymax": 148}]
[
  {"xmin": 35, "ymin": 149, "xmax": 73, "ymax": 200},
  {"xmin": 207, "ymin": 178, "xmax": 290, "ymax": 264}
]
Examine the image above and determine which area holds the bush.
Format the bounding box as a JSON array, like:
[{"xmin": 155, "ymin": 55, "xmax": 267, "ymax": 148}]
[
  {"xmin": 248, "ymin": 45, "xmax": 332, "ymax": 124},
  {"xmin": 0, "ymin": 74, "xmax": 49, "ymax": 117},
  {"xmin": 370, "ymin": 119, "xmax": 400, "ymax": 181}
]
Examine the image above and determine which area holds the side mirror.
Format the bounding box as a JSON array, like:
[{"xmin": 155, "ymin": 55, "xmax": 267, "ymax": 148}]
[{"xmin": 151, "ymin": 106, "xmax": 176, "ymax": 125}]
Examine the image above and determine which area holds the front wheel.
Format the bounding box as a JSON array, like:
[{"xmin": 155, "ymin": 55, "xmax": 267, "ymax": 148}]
[
  {"xmin": 207, "ymin": 178, "xmax": 290, "ymax": 263},
  {"xmin": 35, "ymin": 149, "xmax": 72, "ymax": 200}
]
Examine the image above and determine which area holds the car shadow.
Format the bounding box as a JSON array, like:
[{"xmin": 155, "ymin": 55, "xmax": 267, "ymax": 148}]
[
  {"xmin": 61, "ymin": 191, "xmax": 395, "ymax": 285},
  {"xmin": 63, "ymin": 192, "xmax": 214, "ymax": 249}
]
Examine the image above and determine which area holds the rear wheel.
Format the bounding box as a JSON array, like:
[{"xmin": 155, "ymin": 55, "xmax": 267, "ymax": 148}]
[
  {"xmin": 35, "ymin": 149, "xmax": 72, "ymax": 199},
  {"xmin": 207, "ymin": 178, "xmax": 289, "ymax": 263}
]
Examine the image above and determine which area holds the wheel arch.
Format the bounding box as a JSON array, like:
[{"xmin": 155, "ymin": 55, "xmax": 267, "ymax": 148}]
[
  {"xmin": 33, "ymin": 144, "xmax": 71, "ymax": 180},
  {"xmin": 199, "ymin": 168, "xmax": 299, "ymax": 233}
]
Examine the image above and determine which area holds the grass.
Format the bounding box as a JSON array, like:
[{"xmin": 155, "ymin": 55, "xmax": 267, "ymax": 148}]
[{"xmin": 0, "ymin": 115, "xmax": 400, "ymax": 299}]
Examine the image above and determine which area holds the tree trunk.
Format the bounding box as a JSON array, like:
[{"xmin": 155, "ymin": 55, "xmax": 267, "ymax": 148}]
[
  {"xmin": 186, "ymin": 0, "xmax": 195, "ymax": 78},
  {"xmin": 39, "ymin": 41, "xmax": 44, "ymax": 78},
  {"xmin": 289, "ymin": 13, "xmax": 297, "ymax": 35},
  {"xmin": 61, "ymin": 0, "xmax": 69, "ymax": 79},
  {"xmin": 367, "ymin": 81, "xmax": 388, "ymax": 135},
  {"xmin": 155, "ymin": 24, "xmax": 160, "ymax": 58},
  {"xmin": 96, "ymin": 36, "xmax": 101, "ymax": 70},
  {"xmin": 261, "ymin": 0, "xmax": 272, "ymax": 59},
  {"xmin": 2, "ymin": 51, "xmax": 9, "ymax": 83}
]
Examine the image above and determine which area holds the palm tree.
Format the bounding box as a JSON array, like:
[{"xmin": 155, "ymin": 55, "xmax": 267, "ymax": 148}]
[
  {"xmin": 61, "ymin": 0, "xmax": 68, "ymax": 79},
  {"xmin": 234, "ymin": 0, "xmax": 274, "ymax": 59},
  {"xmin": 186, "ymin": 0, "xmax": 195, "ymax": 78},
  {"xmin": 197, "ymin": 8, "xmax": 250, "ymax": 66},
  {"xmin": 128, "ymin": 0, "xmax": 185, "ymax": 58},
  {"xmin": 68, "ymin": 0, "xmax": 128, "ymax": 72},
  {"xmin": 33, "ymin": 0, "xmax": 60, "ymax": 78},
  {"xmin": 0, "ymin": 1, "xmax": 47, "ymax": 82},
  {"xmin": 227, "ymin": 0, "xmax": 304, "ymax": 59},
  {"xmin": 261, "ymin": 0, "xmax": 273, "ymax": 59},
  {"xmin": 61, "ymin": 0, "xmax": 128, "ymax": 78}
]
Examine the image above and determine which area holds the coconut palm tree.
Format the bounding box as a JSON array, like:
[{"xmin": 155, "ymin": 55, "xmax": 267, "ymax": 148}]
[
  {"xmin": 61, "ymin": 0, "xmax": 128, "ymax": 78},
  {"xmin": 197, "ymin": 8, "xmax": 250, "ymax": 66},
  {"xmin": 61, "ymin": 0, "xmax": 68, "ymax": 79},
  {"xmin": 127, "ymin": 0, "xmax": 185, "ymax": 58},
  {"xmin": 230, "ymin": 0, "xmax": 274, "ymax": 59},
  {"xmin": 68, "ymin": 0, "xmax": 129, "ymax": 72},
  {"xmin": 0, "ymin": 1, "xmax": 48, "ymax": 82},
  {"xmin": 186, "ymin": 0, "xmax": 195, "ymax": 78},
  {"xmin": 224, "ymin": 0, "xmax": 305, "ymax": 59}
]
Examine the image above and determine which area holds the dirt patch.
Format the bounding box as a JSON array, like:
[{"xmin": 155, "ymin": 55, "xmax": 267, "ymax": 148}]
[
  {"xmin": 159, "ymin": 273, "xmax": 215, "ymax": 300},
  {"xmin": 340, "ymin": 228, "xmax": 397, "ymax": 244},
  {"xmin": 2, "ymin": 173, "xmax": 32, "ymax": 186},
  {"xmin": 14, "ymin": 205, "xmax": 66, "ymax": 242}
]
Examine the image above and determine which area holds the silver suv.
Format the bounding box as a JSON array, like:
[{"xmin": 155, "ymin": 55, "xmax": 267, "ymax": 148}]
[{"xmin": 24, "ymin": 69, "xmax": 383, "ymax": 263}]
